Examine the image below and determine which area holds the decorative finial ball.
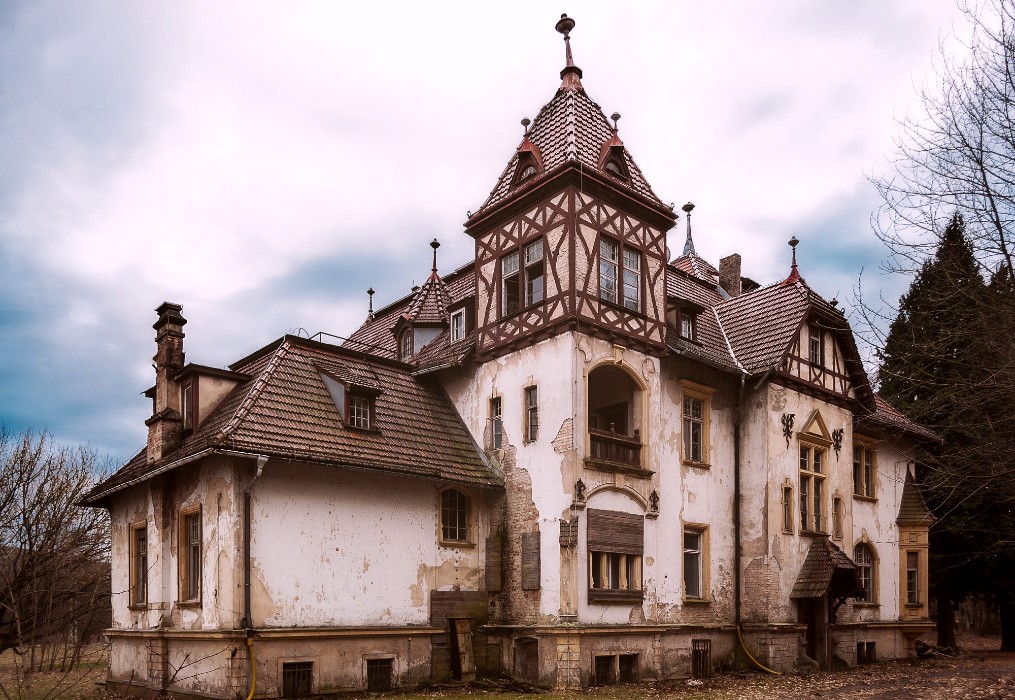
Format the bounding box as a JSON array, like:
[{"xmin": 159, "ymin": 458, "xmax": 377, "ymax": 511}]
[
  {"xmin": 789, "ymin": 236, "xmax": 799, "ymax": 248},
  {"xmin": 431, "ymin": 238, "xmax": 440, "ymax": 250},
  {"xmin": 521, "ymin": 117, "xmax": 531, "ymax": 130},
  {"xmin": 555, "ymin": 13, "xmax": 575, "ymax": 36},
  {"xmin": 682, "ymin": 202, "xmax": 695, "ymax": 214},
  {"xmin": 368, "ymin": 287, "xmax": 375, "ymax": 295}
]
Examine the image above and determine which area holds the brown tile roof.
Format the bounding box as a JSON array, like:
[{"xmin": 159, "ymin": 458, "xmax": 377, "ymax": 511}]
[
  {"xmin": 791, "ymin": 536, "xmax": 864, "ymax": 599},
  {"xmin": 476, "ymin": 79, "xmax": 664, "ymax": 214},
  {"xmin": 897, "ymin": 470, "xmax": 934, "ymax": 524},
  {"xmin": 344, "ymin": 265, "xmax": 475, "ymax": 360},
  {"xmin": 82, "ymin": 336, "xmax": 500, "ymax": 506},
  {"xmin": 412, "ymin": 330, "xmax": 476, "ymax": 376},
  {"xmin": 714, "ymin": 281, "xmax": 810, "ymax": 374},
  {"xmin": 671, "ymin": 254, "xmax": 719, "ymax": 285},
  {"xmin": 859, "ymin": 394, "xmax": 940, "ymax": 443},
  {"xmin": 406, "ymin": 271, "xmax": 452, "ymax": 326}
]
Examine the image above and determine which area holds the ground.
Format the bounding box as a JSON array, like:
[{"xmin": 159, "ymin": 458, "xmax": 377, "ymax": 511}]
[{"xmin": 2, "ymin": 637, "xmax": 1013, "ymax": 699}]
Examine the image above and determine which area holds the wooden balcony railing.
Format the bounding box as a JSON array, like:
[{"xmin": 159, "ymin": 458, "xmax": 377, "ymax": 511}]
[{"xmin": 588, "ymin": 425, "xmax": 642, "ymax": 468}]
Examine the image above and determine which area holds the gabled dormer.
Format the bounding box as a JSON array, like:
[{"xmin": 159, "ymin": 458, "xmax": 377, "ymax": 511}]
[{"xmin": 465, "ymin": 14, "xmax": 676, "ymax": 361}]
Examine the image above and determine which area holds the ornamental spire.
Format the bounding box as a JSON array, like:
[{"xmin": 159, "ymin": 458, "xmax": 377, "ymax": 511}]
[
  {"xmin": 681, "ymin": 202, "xmax": 696, "ymax": 256},
  {"xmin": 555, "ymin": 13, "xmax": 583, "ymax": 88},
  {"xmin": 782, "ymin": 236, "xmax": 802, "ymax": 285}
]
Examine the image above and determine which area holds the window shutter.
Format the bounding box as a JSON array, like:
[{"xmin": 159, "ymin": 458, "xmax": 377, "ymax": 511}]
[
  {"xmin": 485, "ymin": 536, "xmax": 503, "ymax": 592},
  {"xmin": 587, "ymin": 509, "xmax": 644, "ymax": 554},
  {"xmin": 521, "ymin": 532, "xmax": 541, "ymax": 590}
]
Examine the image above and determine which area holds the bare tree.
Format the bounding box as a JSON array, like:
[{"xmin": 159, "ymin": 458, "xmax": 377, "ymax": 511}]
[
  {"xmin": 873, "ymin": 0, "xmax": 1015, "ymax": 274},
  {"xmin": 0, "ymin": 428, "xmax": 111, "ymax": 697}
]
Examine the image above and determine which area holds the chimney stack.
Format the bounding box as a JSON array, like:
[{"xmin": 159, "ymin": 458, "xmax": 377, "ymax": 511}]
[
  {"xmin": 145, "ymin": 302, "xmax": 187, "ymax": 463},
  {"xmin": 719, "ymin": 254, "xmax": 742, "ymax": 297}
]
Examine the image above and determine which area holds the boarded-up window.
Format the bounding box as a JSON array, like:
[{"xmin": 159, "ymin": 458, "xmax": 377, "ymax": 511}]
[
  {"xmin": 485, "ymin": 536, "xmax": 503, "ymax": 592},
  {"xmin": 521, "ymin": 532, "xmax": 541, "ymax": 590},
  {"xmin": 587, "ymin": 509, "xmax": 644, "ymax": 602}
]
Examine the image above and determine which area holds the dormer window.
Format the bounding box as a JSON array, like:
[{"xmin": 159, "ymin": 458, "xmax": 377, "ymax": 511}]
[
  {"xmin": 348, "ymin": 395, "xmax": 371, "ymax": 429},
  {"xmin": 399, "ymin": 329, "xmax": 413, "ymax": 361},
  {"xmin": 511, "ymin": 147, "xmax": 543, "ymax": 188},
  {"xmin": 450, "ymin": 308, "xmax": 466, "ymax": 343},
  {"xmin": 604, "ymin": 159, "xmax": 626, "ymax": 179},
  {"xmin": 680, "ymin": 311, "xmax": 696, "ymax": 341},
  {"xmin": 519, "ymin": 163, "xmax": 538, "ymax": 181},
  {"xmin": 317, "ymin": 364, "xmax": 383, "ymax": 432}
]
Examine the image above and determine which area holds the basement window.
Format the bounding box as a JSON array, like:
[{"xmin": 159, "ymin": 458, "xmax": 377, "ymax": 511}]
[
  {"xmin": 593, "ymin": 654, "xmax": 638, "ymax": 685},
  {"xmin": 281, "ymin": 661, "xmax": 313, "ymax": 698},
  {"xmin": 366, "ymin": 658, "xmax": 393, "ymax": 692}
]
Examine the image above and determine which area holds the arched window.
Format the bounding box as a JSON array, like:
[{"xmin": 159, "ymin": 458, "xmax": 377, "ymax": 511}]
[
  {"xmin": 440, "ymin": 488, "xmax": 469, "ymax": 543},
  {"xmin": 853, "ymin": 543, "xmax": 875, "ymax": 603},
  {"xmin": 399, "ymin": 329, "xmax": 412, "ymax": 361},
  {"xmin": 604, "ymin": 159, "xmax": 626, "ymax": 179},
  {"xmin": 518, "ymin": 163, "xmax": 538, "ymax": 181}
]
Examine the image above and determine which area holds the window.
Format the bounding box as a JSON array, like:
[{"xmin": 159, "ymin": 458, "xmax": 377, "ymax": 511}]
[
  {"xmin": 180, "ymin": 508, "xmax": 201, "ymax": 602},
  {"xmin": 440, "ymin": 488, "xmax": 469, "ymax": 543},
  {"xmin": 599, "ymin": 238, "xmax": 641, "ymax": 311},
  {"xmin": 906, "ymin": 551, "xmax": 920, "ymax": 604},
  {"xmin": 281, "ymin": 661, "xmax": 313, "ymax": 698},
  {"xmin": 587, "ymin": 509, "xmax": 643, "ymax": 602},
  {"xmin": 854, "ymin": 543, "xmax": 875, "ymax": 603},
  {"xmin": 782, "ymin": 485, "xmax": 793, "ymax": 532},
  {"xmin": 366, "ymin": 658, "xmax": 393, "ymax": 692},
  {"xmin": 490, "ymin": 397, "xmax": 503, "ymax": 450},
  {"xmin": 604, "ymin": 159, "xmax": 626, "ymax": 179},
  {"xmin": 808, "ymin": 323, "xmax": 825, "ymax": 365},
  {"xmin": 501, "ymin": 239, "xmax": 545, "ymax": 317},
  {"xmin": 518, "ymin": 163, "xmax": 538, "ymax": 181},
  {"xmin": 450, "ymin": 308, "xmax": 466, "ymax": 343},
  {"xmin": 680, "ymin": 311, "xmax": 696, "ymax": 340},
  {"xmin": 680, "ymin": 382, "xmax": 713, "ymax": 466},
  {"xmin": 349, "ymin": 395, "xmax": 371, "ymax": 429},
  {"xmin": 181, "ymin": 382, "xmax": 194, "ymax": 431},
  {"xmin": 129, "ymin": 524, "xmax": 147, "ymax": 607},
  {"xmin": 399, "ymin": 329, "xmax": 412, "ymax": 361},
  {"xmin": 853, "ymin": 444, "xmax": 876, "ymax": 498},
  {"xmin": 524, "ymin": 386, "xmax": 538, "ymax": 442},
  {"xmin": 683, "ymin": 527, "xmax": 708, "ymax": 600},
  {"xmin": 524, "ymin": 239, "xmax": 544, "ymax": 307},
  {"xmin": 799, "ymin": 444, "xmax": 826, "ymax": 532},
  {"xmin": 593, "ymin": 654, "xmax": 637, "ymax": 685}
]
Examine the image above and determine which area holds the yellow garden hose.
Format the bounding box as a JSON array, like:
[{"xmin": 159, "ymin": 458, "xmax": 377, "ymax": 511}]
[
  {"xmin": 737, "ymin": 625, "xmax": 781, "ymax": 675},
  {"xmin": 245, "ymin": 637, "xmax": 257, "ymax": 700}
]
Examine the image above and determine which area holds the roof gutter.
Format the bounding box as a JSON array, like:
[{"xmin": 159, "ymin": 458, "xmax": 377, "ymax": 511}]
[{"xmin": 81, "ymin": 448, "xmax": 216, "ymax": 506}]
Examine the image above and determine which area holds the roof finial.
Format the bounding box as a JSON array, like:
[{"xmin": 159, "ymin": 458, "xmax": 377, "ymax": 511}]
[
  {"xmin": 681, "ymin": 202, "xmax": 696, "ymax": 256},
  {"xmin": 521, "ymin": 117, "xmax": 531, "ymax": 134},
  {"xmin": 430, "ymin": 238, "xmax": 440, "ymax": 275},
  {"xmin": 783, "ymin": 236, "xmax": 802, "ymax": 285},
  {"xmin": 610, "ymin": 112, "xmax": 621, "ymax": 131},
  {"xmin": 555, "ymin": 13, "xmax": 583, "ymax": 86},
  {"xmin": 367, "ymin": 287, "xmax": 375, "ymax": 319}
]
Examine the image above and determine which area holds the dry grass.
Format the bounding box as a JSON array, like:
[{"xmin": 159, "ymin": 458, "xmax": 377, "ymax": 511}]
[{"xmin": 0, "ymin": 645, "xmax": 109, "ymax": 700}]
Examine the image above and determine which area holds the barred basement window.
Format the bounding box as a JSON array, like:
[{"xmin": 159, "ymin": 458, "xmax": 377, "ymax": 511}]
[
  {"xmin": 366, "ymin": 658, "xmax": 393, "ymax": 692},
  {"xmin": 618, "ymin": 654, "xmax": 638, "ymax": 683},
  {"xmin": 281, "ymin": 661, "xmax": 312, "ymax": 698},
  {"xmin": 594, "ymin": 655, "xmax": 615, "ymax": 685},
  {"xmin": 593, "ymin": 654, "xmax": 638, "ymax": 685},
  {"xmin": 857, "ymin": 641, "xmax": 877, "ymax": 665}
]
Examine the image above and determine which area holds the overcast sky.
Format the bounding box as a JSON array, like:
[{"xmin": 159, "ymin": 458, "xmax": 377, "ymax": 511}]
[{"xmin": 0, "ymin": 1, "xmax": 972, "ymax": 462}]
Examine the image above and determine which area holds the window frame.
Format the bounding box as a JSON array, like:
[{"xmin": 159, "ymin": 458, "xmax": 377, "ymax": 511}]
[
  {"xmin": 808, "ymin": 323, "xmax": 825, "ymax": 366},
  {"xmin": 178, "ymin": 506, "xmax": 202, "ymax": 604},
  {"xmin": 905, "ymin": 551, "xmax": 920, "ymax": 605},
  {"xmin": 399, "ymin": 329, "xmax": 413, "ymax": 361},
  {"xmin": 781, "ymin": 483, "xmax": 794, "ymax": 533},
  {"xmin": 853, "ymin": 541, "xmax": 877, "ymax": 604},
  {"xmin": 439, "ymin": 487, "xmax": 471, "ymax": 546},
  {"xmin": 450, "ymin": 307, "xmax": 466, "ymax": 343},
  {"xmin": 181, "ymin": 380, "xmax": 195, "ymax": 432},
  {"xmin": 500, "ymin": 237, "xmax": 546, "ymax": 318},
  {"xmin": 679, "ymin": 310, "xmax": 697, "ymax": 341},
  {"xmin": 524, "ymin": 385, "xmax": 538, "ymax": 443},
  {"xmin": 682, "ymin": 525, "xmax": 710, "ymax": 603},
  {"xmin": 852, "ymin": 440, "xmax": 878, "ymax": 500},
  {"xmin": 129, "ymin": 522, "xmax": 148, "ymax": 608},
  {"xmin": 832, "ymin": 496, "xmax": 844, "ymax": 540},
  {"xmin": 348, "ymin": 394, "xmax": 373, "ymax": 430},
  {"xmin": 799, "ymin": 443, "xmax": 828, "ymax": 534},
  {"xmin": 587, "ymin": 509, "xmax": 644, "ymax": 604},
  {"xmin": 680, "ymin": 381, "xmax": 714, "ymax": 467},
  {"xmin": 598, "ymin": 236, "xmax": 643, "ymax": 312},
  {"xmin": 490, "ymin": 396, "xmax": 503, "ymax": 450}
]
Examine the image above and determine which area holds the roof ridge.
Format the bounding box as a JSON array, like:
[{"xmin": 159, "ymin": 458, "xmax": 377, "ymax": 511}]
[{"xmin": 218, "ymin": 339, "xmax": 292, "ymax": 441}]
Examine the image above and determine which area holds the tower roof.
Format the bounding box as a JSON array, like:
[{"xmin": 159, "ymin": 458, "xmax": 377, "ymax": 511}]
[{"xmin": 473, "ymin": 15, "xmax": 666, "ymax": 216}]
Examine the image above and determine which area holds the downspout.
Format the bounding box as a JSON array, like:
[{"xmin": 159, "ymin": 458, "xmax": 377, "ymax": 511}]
[
  {"xmin": 244, "ymin": 455, "xmax": 268, "ymax": 700},
  {"xmin": 734, "ymin": 372, "xmax": 781, "ymax": 675}
]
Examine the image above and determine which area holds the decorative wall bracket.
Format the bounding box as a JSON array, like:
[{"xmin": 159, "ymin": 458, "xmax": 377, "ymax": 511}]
[
  {"xmin": 831, "ymin": 428, "xmax": 844, "ymax": 458},
  {"xmin": 781, "ymin": 413, "xmax": 795, "ymax": 447},
  {"xmin": 646, "ymin": 489, "xmax": 660, "ymax": 519},
  {"xmin": 573, "ymin": 478, "xmax": 587, "ymax": 509}
]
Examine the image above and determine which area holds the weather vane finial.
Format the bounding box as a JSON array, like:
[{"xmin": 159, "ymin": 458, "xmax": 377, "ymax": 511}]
[
  {"xmin": 555, "ymin": 14, "xmax": 583, "ymax": 84},
  {"xmin": 430, "ymin": 238, "xmax": 440, "ymax": 275},
  {"xmin": 783, "ymin": 236, "xmax": 802, "ymax": 285}
]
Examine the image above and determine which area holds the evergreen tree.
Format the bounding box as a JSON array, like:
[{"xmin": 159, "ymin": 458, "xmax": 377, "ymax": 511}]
[{"xmin": 878, "ymin": 214, "xmax": 1015, "ymax": 649}]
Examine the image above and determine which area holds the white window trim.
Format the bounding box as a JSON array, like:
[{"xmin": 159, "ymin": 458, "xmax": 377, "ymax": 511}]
[
  {"xmin": 450, "ymin": 308, "xmax": 466, "ymax": 343},
  {"xmin": 679, "ymin": 380, "xmax": 715, "ymax": 467}
]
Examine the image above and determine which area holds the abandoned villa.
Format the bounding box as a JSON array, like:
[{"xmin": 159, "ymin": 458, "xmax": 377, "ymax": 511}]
[{"xmin": 82, "ymin": 14, "xmax": 937, "ymax": 698}]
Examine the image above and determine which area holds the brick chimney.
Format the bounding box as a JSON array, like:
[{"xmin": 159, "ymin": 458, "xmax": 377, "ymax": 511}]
[
  {"xmin": 719, "ymin": 254, "xmax": 742, "ymax": 298},
  {"xmin": 145, "ymin": 302, "xmax": 187, "ymax": 463}
]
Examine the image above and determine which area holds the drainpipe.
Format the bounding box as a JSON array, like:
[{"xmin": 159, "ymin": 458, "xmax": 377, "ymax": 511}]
[
  {"xmin": 244, "ymin": 455, "xmax": 268, "ymax": 700},
  {"xmin": 734, "ymin": 373, "xmax": 780, "ymax": 675}
]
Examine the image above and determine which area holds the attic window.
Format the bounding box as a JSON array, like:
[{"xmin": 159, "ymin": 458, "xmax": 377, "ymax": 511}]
[
  {"xmin": 680, "ymin": 311, "xmax": 697, "ymax": 341},
  {"xmin": 318, "ymin": 368, "xmax": 382, "ymax": 431},
  {"xmin": 604, "ymin": 159, "xmax": 626, "ymax": 179},
  {"xmin": 399, "ymin": 329, "xmax": 413, "ymax": 361},
  {"xmin": 512, "ymin": 150, "xmax": 542, "ymax": 187},
  {"xmin": 519, "ymin": 163, "xmax": 538, "ymax": 181}
]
